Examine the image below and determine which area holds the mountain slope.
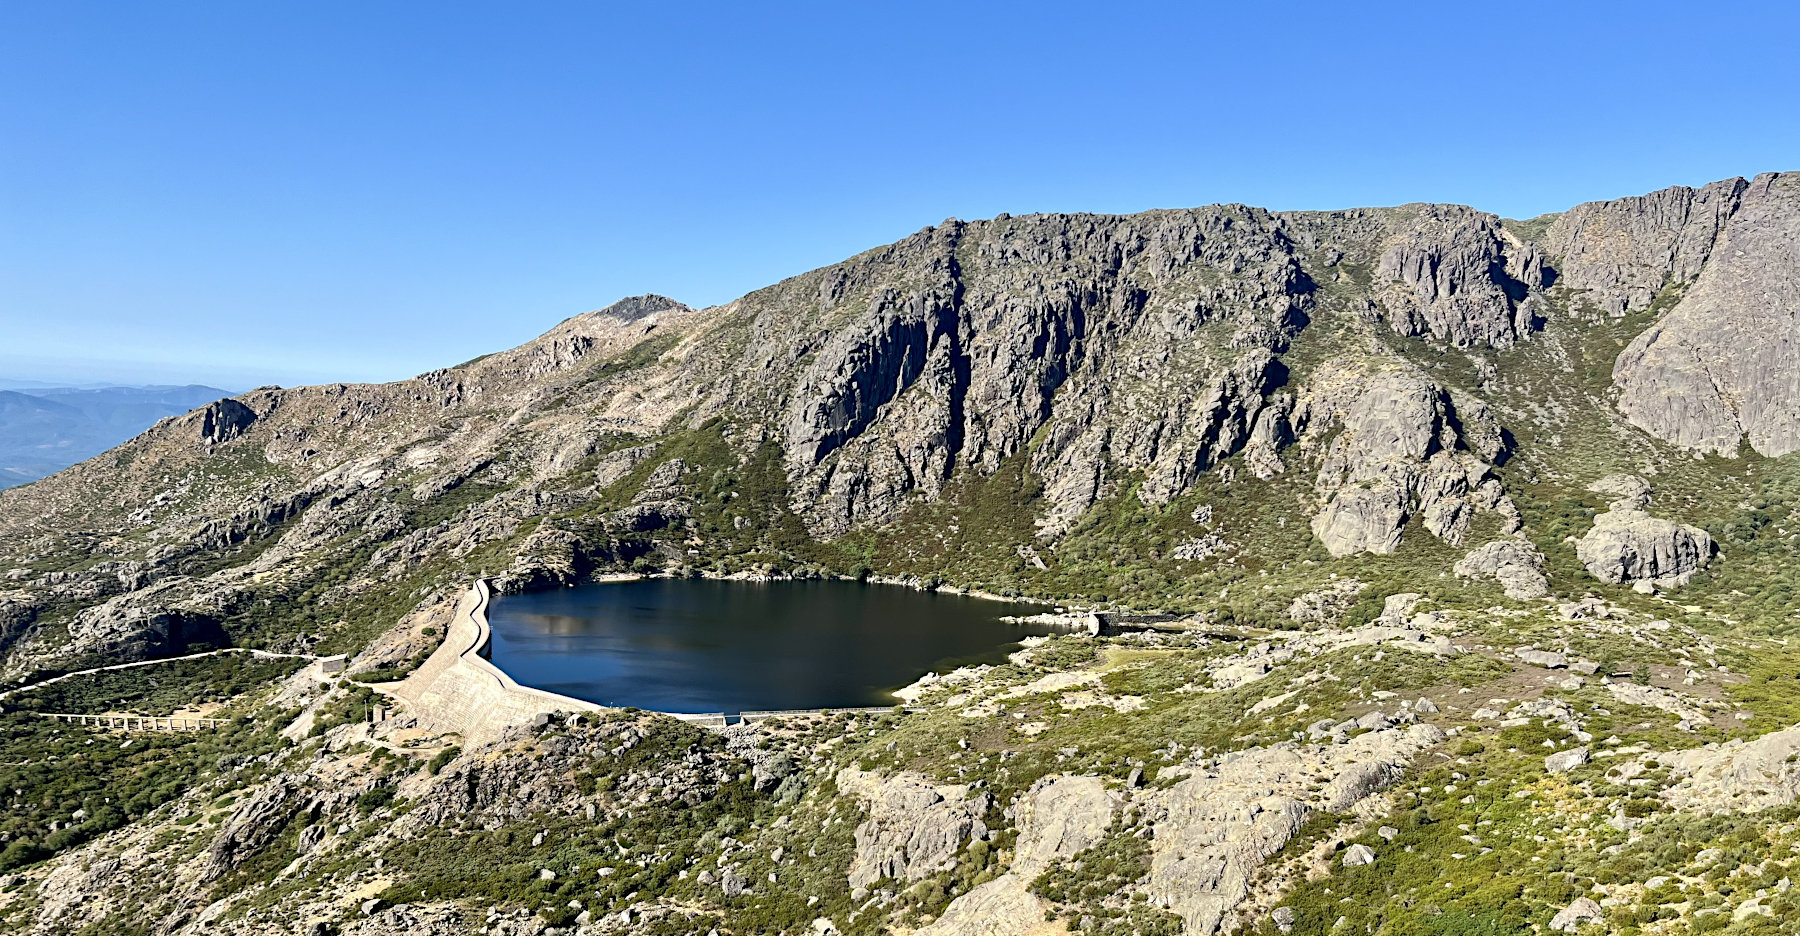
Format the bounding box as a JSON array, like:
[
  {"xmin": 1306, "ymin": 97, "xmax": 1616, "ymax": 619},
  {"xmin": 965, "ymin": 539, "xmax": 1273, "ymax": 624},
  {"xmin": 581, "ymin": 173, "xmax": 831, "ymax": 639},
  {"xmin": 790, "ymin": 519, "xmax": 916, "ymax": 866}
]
[
  {"xmin": 0, "ymin": 173, "xmax": 1797, "ymax": 936},
  {"xmin": 4, "ymin": 175, "xmax": 1795, "ymax": 675}
]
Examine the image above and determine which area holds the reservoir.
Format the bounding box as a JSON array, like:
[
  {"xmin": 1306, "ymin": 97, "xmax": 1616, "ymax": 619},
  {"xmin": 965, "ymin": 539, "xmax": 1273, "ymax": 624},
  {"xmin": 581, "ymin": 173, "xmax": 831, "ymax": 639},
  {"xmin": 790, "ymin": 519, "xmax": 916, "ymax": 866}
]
[{"xmin": 485, "ymin": 578, "xmax": 1056, "ymax": 714}]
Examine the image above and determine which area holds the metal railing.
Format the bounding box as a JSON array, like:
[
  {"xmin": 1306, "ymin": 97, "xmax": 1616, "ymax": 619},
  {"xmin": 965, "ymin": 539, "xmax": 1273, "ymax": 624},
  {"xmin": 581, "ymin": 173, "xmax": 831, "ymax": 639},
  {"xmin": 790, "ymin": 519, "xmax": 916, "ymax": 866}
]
[{"xmin": 37, "ymin": 712, "xmax": 226, "ymax": 731}]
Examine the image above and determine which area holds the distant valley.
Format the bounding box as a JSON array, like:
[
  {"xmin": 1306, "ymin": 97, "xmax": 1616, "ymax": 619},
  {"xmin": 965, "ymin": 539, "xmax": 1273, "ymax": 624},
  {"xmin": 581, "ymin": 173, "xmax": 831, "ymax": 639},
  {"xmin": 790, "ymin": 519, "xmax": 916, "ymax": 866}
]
[{"xmin": 0, "ymin": 384, "xmax": 233, "ymax": 488}]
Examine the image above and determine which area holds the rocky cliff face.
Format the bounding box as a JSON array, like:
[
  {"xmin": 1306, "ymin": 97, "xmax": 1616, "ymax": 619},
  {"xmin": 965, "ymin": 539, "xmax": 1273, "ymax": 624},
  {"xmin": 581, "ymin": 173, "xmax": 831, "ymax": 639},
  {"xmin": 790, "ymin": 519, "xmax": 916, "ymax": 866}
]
[
  {"xmin": 1304, "ymin": 367, "xmax": 1514, "ymax": 557},
  {"xmin": 1610, "ymin": 173, "xmax": 1800, "ymax": 457},
  {"xmin": 1543, "ymin": 177, "xmax": 1748, "ymax": 318},
  {"xmin": 0, "ymin": 172, "xmax": 1795, "ymax": 678}
]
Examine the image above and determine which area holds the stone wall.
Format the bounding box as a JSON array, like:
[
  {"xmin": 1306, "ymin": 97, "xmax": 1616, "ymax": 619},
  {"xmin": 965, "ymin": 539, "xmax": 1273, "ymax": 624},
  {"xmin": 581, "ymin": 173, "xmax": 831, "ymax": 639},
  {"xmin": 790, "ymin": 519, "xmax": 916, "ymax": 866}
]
[{"xmin": 388, "ymin": 581, "xmax": 603, "ymax": 744}]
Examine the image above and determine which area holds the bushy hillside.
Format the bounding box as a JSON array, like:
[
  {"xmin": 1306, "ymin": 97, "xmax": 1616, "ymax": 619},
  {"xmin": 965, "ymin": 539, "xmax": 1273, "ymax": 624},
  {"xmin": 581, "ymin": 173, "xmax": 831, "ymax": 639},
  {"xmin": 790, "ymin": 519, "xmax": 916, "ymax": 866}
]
[{"xmin": 0, "ymin": 173, "xmax": 1796, "ymax": 936}]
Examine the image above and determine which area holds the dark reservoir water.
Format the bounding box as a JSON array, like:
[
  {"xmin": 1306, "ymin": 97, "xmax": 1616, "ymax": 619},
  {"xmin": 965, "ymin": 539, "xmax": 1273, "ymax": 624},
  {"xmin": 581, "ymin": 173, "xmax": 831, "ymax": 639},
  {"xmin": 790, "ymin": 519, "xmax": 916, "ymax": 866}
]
[{"xmin": 485, "ymin": 579, "xmax": 1055, "ymax": 714}]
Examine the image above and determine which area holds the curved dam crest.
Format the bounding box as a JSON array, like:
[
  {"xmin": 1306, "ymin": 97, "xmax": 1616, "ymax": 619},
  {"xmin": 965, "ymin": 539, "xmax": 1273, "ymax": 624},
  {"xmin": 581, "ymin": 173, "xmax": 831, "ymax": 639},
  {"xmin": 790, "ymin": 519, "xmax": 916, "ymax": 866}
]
[{"xmin": 388, "ymin": 581, "xmax": 607, "ymax": 744}]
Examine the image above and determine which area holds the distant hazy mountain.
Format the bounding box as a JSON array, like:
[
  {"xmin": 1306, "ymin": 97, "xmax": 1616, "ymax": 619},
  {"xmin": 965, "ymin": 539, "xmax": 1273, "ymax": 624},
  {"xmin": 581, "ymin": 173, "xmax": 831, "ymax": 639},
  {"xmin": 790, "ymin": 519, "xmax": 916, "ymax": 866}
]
[{"xmin": 0, "ymin": 384, "xmax": 234, "ymax": 488}]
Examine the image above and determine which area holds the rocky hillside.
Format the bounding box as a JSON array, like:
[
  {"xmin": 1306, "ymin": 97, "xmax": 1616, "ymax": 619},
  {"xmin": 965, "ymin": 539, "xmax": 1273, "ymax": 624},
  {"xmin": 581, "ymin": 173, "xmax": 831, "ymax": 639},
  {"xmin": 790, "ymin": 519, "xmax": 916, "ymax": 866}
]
[{"xmin": 0, "ymin": 173, "xmax": 1797, "ymax": 936}]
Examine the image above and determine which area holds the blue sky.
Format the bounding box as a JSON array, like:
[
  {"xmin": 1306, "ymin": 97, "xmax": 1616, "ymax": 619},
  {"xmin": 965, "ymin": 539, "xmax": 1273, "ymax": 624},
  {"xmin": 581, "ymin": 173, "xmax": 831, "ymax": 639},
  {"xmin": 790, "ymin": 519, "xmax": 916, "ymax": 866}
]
[{"xmin": 2, "ymin": 2, "xmax": 1796, "ymax": 389}]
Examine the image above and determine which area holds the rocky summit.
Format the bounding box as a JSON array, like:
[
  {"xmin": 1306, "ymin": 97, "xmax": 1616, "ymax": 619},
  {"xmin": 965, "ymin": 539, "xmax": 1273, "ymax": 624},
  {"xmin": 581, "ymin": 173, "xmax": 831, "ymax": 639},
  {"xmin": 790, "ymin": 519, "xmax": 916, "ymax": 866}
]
[{"xmin": 1, "ymin": 173, "xmax": 1799, "ymax": 935}]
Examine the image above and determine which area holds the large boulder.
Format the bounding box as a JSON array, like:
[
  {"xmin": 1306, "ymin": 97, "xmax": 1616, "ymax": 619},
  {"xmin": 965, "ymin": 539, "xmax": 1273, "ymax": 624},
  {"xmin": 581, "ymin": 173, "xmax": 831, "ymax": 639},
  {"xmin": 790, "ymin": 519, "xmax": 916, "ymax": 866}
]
[
  {"xmin": 1545, "ymin": 747, "xmax": 1590, "ymax": 774},
  {"xmin": 1576, "ymin": 508, "xmax": 1713, "ymax": 587},
  {"xmin": 1549, "ymin": 897, "xmax": 1605, "ymax": 932},
  {"xmin": 1574, "ymin": 475, "xmax": 1713, "ymax": 587},
  {"xmin": 1454, "ymin": 539, "xmax": 1550, "ymax": 599}
]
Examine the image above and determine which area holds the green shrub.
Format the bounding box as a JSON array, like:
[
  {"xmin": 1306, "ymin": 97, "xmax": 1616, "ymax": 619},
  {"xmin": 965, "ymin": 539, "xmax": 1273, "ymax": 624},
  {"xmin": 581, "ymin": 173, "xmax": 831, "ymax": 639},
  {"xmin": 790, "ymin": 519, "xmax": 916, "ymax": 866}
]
[
  {"xmin": 427, "ymin": 746, "xmax": 461, "ymax": 775},
  {"xmin": 357, "ymin": 786, "xmax": 396, "ymax": 815}
]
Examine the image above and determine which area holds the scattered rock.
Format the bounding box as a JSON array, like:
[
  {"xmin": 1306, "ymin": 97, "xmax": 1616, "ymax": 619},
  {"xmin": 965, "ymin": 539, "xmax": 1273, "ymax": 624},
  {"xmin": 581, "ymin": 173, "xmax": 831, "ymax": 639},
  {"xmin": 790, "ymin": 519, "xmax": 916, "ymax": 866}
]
[
  {"xmin": 1546, "ymin": 748, "xmax": 1590, "ymax": 774},
  {"xmin": 1286, "ymin": 579, "xmax": 1367, "ymax": 626},
  {"xmin": 1454, "ymin": 539, "xmax": 1550, "ymax": 599},
  {"xmin": 1549, "ymin": 896, "xmax": 1604, "ymax": 932}
]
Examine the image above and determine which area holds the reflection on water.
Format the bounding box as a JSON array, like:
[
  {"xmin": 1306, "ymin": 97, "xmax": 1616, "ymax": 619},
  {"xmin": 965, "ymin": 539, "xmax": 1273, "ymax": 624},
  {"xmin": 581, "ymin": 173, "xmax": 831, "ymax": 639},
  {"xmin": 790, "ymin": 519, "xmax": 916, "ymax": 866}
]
[{"xmin": 485, "ymin": 579, "xmax": 1053, "ymax": 714}]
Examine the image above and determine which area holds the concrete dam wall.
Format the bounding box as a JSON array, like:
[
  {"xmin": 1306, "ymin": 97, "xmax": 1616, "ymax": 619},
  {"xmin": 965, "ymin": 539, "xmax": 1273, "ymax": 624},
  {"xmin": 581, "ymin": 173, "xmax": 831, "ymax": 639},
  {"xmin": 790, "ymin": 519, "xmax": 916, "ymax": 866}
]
[{"xmin": 389, "ymin": 580, "xmax": 603, "ymax": 744}]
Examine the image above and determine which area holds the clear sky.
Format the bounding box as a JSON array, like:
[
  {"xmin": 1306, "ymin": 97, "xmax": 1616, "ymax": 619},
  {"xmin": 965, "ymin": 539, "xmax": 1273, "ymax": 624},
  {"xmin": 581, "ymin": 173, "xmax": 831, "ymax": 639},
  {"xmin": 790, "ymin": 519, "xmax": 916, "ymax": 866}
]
[{"xmin": 3, "ymin": 2, "xmax": 1796, "ymax": 389}]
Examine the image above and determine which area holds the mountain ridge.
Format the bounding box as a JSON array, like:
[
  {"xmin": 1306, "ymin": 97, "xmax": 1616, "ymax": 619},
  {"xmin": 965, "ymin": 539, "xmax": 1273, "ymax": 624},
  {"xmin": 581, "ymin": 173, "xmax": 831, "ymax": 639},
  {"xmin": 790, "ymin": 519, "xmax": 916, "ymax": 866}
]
[
  {"xmin": 2, "ymin": 172, "xmax": 1794, "ymax": 676},
  {"xmin": 1, "ymin": 171, "xmax": 1799, "ymax": 936}
]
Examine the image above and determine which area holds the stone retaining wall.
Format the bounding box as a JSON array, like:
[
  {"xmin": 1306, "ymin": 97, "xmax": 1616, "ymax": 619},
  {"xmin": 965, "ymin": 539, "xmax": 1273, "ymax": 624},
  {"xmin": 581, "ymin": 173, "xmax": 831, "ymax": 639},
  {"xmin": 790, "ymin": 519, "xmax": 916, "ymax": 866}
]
[{"xmin": 388, "ymin": 581, "xmax": 603, "ymax": 744}]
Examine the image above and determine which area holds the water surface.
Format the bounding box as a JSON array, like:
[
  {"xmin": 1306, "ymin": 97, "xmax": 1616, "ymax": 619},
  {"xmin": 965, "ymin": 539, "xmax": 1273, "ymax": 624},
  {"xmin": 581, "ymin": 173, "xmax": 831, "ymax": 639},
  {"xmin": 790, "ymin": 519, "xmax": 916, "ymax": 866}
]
[{"xmin": 486, "ymin": 579, "xmax": 1054, "ymax": 714}]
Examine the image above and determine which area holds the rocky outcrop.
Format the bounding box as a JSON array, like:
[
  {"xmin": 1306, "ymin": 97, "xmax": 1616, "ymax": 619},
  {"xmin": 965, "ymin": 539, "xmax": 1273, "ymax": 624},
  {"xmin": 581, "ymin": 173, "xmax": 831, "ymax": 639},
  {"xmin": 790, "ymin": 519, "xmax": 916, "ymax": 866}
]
[
  {"xmin": 1543, "ymin": 177, "xmax": 1748, "ymax": 318},
  {"xmin": 1285, "ymin": 578, "xmax": 1365, "ymax": 626},
  {"xmin": 1009, "ymin": 775, "xmax": 1119, "ymax": 871},
  {"xmin": 193, "ymin": 398, "xmax": 258, "ymax": 445},
  {"xmin": 837, "ymin": 767, "xmax": 993, "ymax": 889},
  {"xmin": 1375, "ymin": 205, "xmax": 1547, "ymax": 348},
  {"xmin": 1145, "ymin": 723, "xmax": 1446, "ymax": 935},
  {"xmin": 1610, "ymin": 173, "xmax": 1800, "ymax": 456},
  {"xmin": 1659, "ymin": 725, "xmax": 1800, "ymax": 813},
  {"xmin": 1453, "ymin": 538, "xmax": 1550, "ymax": 599},
  {"xmin": 200, "ymin": 774, "xmax": 313, "ymax": 882},
  {"xmin": 1575, "ymin": 480, "xmax": 1714, "ymax": 588},
  {"xmin": 402, "ymin": 714, "xmax": 736, "ymax": 833},
  {"xmin": 64, "ymin": 588, "xmax": 230, "ymax": 662},
  {"xmin": 1306, "ymin": 370, "xmax": 1515, "ymax": 556},
  {"xmin": 917, "ymin": 775, "xmax": 1118, "ymax": 936}
]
